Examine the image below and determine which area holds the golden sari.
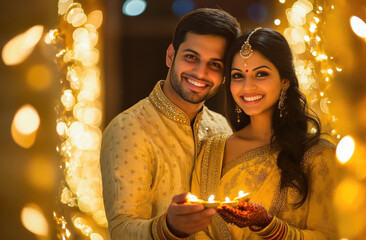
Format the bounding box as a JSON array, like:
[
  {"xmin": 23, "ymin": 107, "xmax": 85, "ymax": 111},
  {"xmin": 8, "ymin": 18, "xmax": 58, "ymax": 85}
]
[{"xmin": 191, "ymin": 134, "xmax": 338, "ymax": 240}]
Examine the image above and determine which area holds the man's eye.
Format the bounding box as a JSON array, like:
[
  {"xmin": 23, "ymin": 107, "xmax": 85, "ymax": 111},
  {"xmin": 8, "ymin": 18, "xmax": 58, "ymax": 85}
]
[
  {"xmin": 210, "ymin": 62, "xmax": 223, "ymax": 69},
  {"xmin": 185, "ymin": 55, "xmax": 197, "ymax": 60}
]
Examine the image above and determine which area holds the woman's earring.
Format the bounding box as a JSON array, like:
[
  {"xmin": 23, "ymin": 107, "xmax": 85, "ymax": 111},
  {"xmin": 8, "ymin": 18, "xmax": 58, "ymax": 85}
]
[
  {"xmin": 278, "ymin": 87, "xmax": 287, "ymax": 118},
  {"xmin": 235, "ymin": 105, "xmax": 242, "ymax": 122}
]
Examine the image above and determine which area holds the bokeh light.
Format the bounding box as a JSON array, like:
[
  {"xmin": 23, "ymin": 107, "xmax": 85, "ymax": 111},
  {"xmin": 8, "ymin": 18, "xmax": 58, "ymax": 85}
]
[
  {"xmin": 67, "ymin": 6, "xmax": 87, "ymax": 27},
  {"xmin": 86, "ymin": 10, "xmax": 103, "ymax": 29},
  {"xmin": 172, "ymin": 0, "xmax": 194, "ymax": 18},
  {"xmin": 26, "ymin": 155, "xmax": 56, "ymax": 191},
  {"xmin": 334, "ymin": 178, "xmax": 366, "ymax": 239},
  {"xmin": 350, "ymin": 16, "xmax": 366, "ymax": 39},
  {"xmin": 336, "ymin": 135, "xmax": 355, "ymax": 164},
  {"xmin": 248, "ymin": 4, "xmax": 268, "ymax": 23},
  {"xmin": 122, "ymin": 0, "xmax": 147, "ymax": 17},
  {"xmin": 21, "ymin": 203, "xmax": 49, "ymax": 236},
  {"xmin": 13, "ymin": 104, "xmax": 40, "ymax": 135},
  {"xmin": 11, "ymin": 104, "xmax": 40, "ymax": 149},
  {"xmin": 26, "ymin": 64, "xmax": 52, "ymax": 91},
  {"xmin": 2, "ymin": 25, "xmax": 44, "ymax": 66}
]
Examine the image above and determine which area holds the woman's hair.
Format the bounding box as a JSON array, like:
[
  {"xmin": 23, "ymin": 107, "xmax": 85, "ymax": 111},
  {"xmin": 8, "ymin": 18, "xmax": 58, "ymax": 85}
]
[{"xmin": 225, "ymin": 28, "xmax": 321, "ymax": 207}]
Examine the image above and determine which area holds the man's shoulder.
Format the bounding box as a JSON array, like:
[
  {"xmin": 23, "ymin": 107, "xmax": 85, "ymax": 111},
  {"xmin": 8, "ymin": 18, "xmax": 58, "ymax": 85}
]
[
  {"xmin": 104, "ymin": 98, "xmax": 152, "ymax": 130},
  {"xmin": 202, "ymin": 107, "xmax": 227, "ymax": 121},
  {"xmin": 199, "ymin": 107, "xmax": 232, "ymax": 138},
  {"xmin": 201, "ymin": 107, "xmax": 231, "ymax": 130}
]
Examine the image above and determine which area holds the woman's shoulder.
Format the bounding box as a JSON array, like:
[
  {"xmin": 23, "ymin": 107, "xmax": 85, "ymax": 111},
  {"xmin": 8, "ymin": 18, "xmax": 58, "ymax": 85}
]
[{"xmin": 303, "ymin": 137, "xmax": 336, "ymax": 166}]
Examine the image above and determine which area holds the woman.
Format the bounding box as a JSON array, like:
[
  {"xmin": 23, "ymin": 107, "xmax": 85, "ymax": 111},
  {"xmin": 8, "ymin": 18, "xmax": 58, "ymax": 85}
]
[{"xmin": 191, "ymin": 28, "xmax": 339, "ymax": 239}]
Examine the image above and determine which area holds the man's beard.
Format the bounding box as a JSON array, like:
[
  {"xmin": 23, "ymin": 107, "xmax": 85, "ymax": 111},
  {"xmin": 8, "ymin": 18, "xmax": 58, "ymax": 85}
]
[{"xmin": 169, "ymin": 63, "xmax": 219, "ymax": 104}]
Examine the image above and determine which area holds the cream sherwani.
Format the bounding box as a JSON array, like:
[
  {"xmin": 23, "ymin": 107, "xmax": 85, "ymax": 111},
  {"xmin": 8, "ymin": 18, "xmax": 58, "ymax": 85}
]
[{"xmin": 100, "ymin": 81, "xmax": 232, "ymax": 240}]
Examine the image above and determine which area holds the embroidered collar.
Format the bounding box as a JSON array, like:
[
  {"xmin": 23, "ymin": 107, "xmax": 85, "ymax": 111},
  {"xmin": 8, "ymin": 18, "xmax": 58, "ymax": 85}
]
[{"xmin": 149, "ymin": 80, "xmax": 204, "ymax": 125}]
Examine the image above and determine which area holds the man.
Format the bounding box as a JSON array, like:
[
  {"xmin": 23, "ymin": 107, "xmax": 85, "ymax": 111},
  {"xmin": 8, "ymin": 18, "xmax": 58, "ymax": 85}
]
[{"xmin": 100, "ymin": 8, "xmax": 240, "ymax": 240}]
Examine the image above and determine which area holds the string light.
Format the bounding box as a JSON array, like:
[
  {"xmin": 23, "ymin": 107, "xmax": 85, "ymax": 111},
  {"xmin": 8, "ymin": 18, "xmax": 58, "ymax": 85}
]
[{"xmin": 47, "ymin": 0, "xmax": 107, "ymax": 239}]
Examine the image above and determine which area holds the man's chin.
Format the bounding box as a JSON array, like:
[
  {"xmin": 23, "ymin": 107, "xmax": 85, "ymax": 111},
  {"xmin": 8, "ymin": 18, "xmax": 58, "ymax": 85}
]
[{"xmin": 181, "ymin": 94, "xmax": 209, "ymax": 104}]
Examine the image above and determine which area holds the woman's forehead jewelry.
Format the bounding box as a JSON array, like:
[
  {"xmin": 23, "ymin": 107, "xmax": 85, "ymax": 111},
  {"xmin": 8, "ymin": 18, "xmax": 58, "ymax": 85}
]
[{"xmin": 240, "ymin": 27, "xmax": 262, "ymax": 66}]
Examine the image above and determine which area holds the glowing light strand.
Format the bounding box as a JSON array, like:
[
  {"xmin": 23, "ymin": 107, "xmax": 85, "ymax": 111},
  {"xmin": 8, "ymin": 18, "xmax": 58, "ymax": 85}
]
[
  {"xmin": 47, "ymin": 0, "xmax": 106, "ymax": 239},
  {"xmin": 283, "ymin": 0, "xmax": 340, "ymax": 141}
]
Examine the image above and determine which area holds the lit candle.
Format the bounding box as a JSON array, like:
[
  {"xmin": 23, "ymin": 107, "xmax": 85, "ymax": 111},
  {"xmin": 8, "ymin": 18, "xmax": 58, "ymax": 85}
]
[
  {"xmin": 186, "ymin": 193, "xmax": 204, "ymax": 204},
  {"xmin": 234, "ymin": 191, "xmax": 250, "ymax": 202},
  {"xmin": 222, "ymin": 196, "xmax": 239, "ymax": 207},
  {"xmin": 202, "ymin": 195, "xmax": 221, "ymax": 208}
]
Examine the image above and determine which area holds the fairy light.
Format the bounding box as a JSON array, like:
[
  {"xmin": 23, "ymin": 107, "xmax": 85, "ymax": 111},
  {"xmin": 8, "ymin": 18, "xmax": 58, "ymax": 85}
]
[
  {"xmin": 309, "ymin": 23, "xmax": 317, "ymax": 32},
  {"xmin": 47, "ymin": 0, "xmax": 107, "ymax": 239},
  {"xmin": 274, "ymin": 19, "xmax": 281, "ymax": 25},
  {"xmin": 281, "ymin": 0, "xmax": 341, "ymax": 145}
]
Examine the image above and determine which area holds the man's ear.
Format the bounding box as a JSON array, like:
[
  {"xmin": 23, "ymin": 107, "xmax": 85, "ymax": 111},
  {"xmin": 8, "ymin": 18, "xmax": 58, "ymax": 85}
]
[{"xmin": 166, "ymin": 44, "xmax": 175, "ymax": 68}]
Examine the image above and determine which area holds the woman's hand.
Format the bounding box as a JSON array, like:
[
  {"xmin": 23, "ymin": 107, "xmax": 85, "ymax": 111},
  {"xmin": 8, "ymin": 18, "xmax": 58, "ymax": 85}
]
[{"xmin": 217, "ymin": 202, "xmax": 273, "ymax": 229}]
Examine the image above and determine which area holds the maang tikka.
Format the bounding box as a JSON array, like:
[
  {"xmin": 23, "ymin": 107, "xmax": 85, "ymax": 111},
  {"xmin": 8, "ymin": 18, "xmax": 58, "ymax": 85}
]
[{"xmin": 240, "ymin": 27, "xmax": 262, "ymax": 66}]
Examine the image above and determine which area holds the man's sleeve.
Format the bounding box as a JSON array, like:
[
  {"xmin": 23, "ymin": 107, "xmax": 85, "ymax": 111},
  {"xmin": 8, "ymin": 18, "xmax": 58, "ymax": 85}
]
[{"xmin": 100, "ymin": 113, "xmax": 156, "ymax": 240}]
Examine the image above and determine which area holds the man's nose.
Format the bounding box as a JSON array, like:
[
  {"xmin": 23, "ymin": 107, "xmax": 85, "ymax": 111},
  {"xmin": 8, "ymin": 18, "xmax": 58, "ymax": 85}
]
[{"xmin": 193, "ymin": 62, "xmax": 208, "ymax": 79}]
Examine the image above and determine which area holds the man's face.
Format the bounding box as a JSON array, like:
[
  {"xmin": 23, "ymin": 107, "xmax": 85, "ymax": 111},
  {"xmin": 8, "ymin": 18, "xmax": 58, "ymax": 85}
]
[{"xmin": 166, "ymin": 32, "xmax": 227, "ymax": 104}]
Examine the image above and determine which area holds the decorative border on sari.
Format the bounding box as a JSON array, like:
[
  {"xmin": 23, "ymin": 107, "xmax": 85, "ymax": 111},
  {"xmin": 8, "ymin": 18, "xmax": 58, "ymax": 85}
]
[
  {"xmin": 199, "ymin": 134, "xmax": 232, "ymax": 239},
  {"xmin": 302, "ymin": 138, "xmax": 335, "ymax": 165},
  {"xmin": 221, "ymin": 144, "xmax": 275, "ymax": 176}
]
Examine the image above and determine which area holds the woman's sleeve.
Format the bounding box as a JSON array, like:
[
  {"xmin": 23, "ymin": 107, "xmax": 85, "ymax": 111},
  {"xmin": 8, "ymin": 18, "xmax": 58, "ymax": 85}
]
[{"xmin": 253, "ymin": 147, "xmax": 339, "ymax": 239}]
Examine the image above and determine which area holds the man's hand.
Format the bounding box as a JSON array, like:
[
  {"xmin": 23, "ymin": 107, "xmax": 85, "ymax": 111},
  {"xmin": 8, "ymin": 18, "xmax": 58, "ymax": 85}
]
[
  {"xmin": 217, "ymin": 202, "xmax": 273, "ymax": 229},
  {"xmin": 166, "ymin": 193, "xmax": 216, "ymax": 237}
]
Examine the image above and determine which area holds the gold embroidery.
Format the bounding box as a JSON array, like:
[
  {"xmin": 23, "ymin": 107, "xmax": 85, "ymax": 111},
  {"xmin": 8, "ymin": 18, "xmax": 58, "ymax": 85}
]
[
  {"xmin": 302, "ymin": 138, "xmax": 335, "ymax": 165},
  {"xmin": 200, "ymin": 134, "xmax": 231, "ymax": 239},
  {"xmin": 149, "ymin": 80, "xmax": 190, "ymax": 125},
  {"xmin": 222, "ymin": 144, "xmax": 276, "ymax": 176},
  {"xmin": 273, "ymin": 138, "xmax": 335, "ymax": 222},
  {"xmin": 193, "ymin": 111, "xmax": 204, "ymax": 157}
]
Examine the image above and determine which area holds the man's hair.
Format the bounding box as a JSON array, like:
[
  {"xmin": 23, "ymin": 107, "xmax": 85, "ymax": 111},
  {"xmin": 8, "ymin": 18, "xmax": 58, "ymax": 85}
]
[{"xmin": 172, "ymin": 8, "xmax": 241, "ymax": 53}]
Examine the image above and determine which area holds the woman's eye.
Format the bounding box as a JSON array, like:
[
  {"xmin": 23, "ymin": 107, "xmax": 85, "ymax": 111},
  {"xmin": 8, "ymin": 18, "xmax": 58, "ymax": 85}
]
[
  {"xmin": 256, "ymin": 71, "xmax": 269, "ymax": 77},
  {"xmin": 231, "ymin": 72, "xmax": 244, "ymax": 79}
]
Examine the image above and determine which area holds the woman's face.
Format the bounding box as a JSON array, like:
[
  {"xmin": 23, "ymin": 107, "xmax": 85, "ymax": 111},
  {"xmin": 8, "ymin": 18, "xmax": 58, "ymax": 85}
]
[{"xmin": 230, "ymin": 50, "xmax": 288, "ymax": 118}]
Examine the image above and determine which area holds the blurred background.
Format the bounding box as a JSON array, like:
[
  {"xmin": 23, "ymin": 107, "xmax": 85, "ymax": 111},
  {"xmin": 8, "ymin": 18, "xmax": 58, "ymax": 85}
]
[{"xmin": 0, "ymin": 0, "xmax": 365, "ymax": 239}]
